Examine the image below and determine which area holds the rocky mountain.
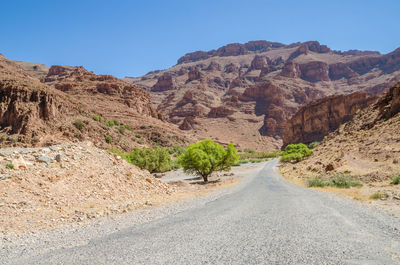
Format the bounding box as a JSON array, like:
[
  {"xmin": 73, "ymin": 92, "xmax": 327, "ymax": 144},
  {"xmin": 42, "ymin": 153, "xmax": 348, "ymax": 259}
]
[
  {"xmin": 282, "ymin": 92, "xmax": 378, "ymax": 147},
  {"xmin": 125, "ymin": 40, "xmax": 400, "ymax": 150},
  {"xmin": 0, "ymin": 54, "xmax": 192, "ymax": 149},
  {"xmin": 282, "ymin": 82, "xmax": 400, "ymax": 180}
]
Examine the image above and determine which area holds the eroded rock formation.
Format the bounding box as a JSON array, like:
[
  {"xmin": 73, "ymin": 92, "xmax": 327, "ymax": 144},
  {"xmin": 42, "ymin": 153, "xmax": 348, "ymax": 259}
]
[{"xmin": 283, "ymin": 92, "xmax": 378, "ymax": 146}]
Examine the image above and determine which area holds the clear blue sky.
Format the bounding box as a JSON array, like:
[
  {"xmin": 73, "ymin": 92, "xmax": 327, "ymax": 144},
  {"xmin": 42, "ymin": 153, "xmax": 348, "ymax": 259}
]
[{"xmin": 1, "ymin": 0, "xmax": 399, "ymax": 77}]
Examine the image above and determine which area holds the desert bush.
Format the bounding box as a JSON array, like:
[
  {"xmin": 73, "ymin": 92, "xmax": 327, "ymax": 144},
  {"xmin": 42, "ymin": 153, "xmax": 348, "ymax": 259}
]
[
  {"xmin": 178, "ymin": 139, "xmax": 239, "ymax": 182},
  {"xmin": 280, "ymin": 143, "xmax": 313, "ymax": 163},
  {"xmin": 128, "ymin": 147, "xmax": 173, "ymax": 173},
  {"xmin": 309, "ymin": 142, "xmax": 320, "ymax": 149},
  {"xmin": 92, "ymin": 114, "xmax": 102, "ymax": 123},
  {"xmin": 105, "ymin": 135, "xmax": 112, "ymax": 143},
  {"xmin": 244, "ymin": 149, "xmax": 255, "ymax": 154},
  {"xmin": 390, "ymin": 175, "xmax": 400, "ymax": 185},
  {"xmin": 74, "ymin": 132, "xmax": 81, "ymax": 139},
  {"xmin": 6, "ymin": 163, "xmax": 14, "ymax": 169},
  {"xmin": 106, "ymin": 120, "xmax": 115, "ymax": 127},
  {"xmin": 369, "ymin": 193, "xmax": 385, "ymax": 200},
  {"xmin": 307, "ymin": 178, "xmax": 327, "ymax": 187},
  {"xmin": 329, "ymin": 174, "xmax": 362, "ymax": 188},
  {"xmin": 73, "ymin": 119, "xmax": 85, "ymax": 131},
  {"xmin": 118, "ymin": 126, "xmax": 126, "ymax": 135}
]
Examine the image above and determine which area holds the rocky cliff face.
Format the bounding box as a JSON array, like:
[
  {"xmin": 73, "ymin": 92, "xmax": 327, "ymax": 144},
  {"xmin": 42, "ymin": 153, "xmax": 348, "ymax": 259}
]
[
  {"xmin": 126, "ymin": 40, "xmax": 400, "ymax": 150},
  {"xmin": 280, "ymin": 82, "xmax": 400, "ymax": 182},
  {"xmin": 283, "ymin": 92, "xmax": 378, "ymax": 147}
]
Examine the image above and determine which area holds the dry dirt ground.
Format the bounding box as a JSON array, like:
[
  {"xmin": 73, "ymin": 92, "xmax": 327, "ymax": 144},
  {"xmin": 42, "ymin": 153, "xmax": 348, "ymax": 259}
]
[
  {"xmin": 279, "ymin": 164, "xmax": 400, "ymax": 217},
  {"xmin": 0, "ymin": 142, "xmax": 261, "ymax": 236}
]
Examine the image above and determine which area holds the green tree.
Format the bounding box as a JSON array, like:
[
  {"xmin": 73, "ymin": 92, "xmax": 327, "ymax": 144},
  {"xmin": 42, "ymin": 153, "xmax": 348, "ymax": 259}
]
[
  {"xmin": 280, "ymin": 143, "xmax": 313, "ymax": 163},
  {"xmin": 178, "ymin": 139, "xmax": 239, "ymax": 183}
]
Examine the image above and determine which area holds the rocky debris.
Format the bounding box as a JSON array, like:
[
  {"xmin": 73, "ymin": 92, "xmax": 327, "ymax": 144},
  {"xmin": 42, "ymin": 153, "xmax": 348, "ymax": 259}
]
[
  {"xmin": 152, "ymin": 73, "xmax": 174, "ymax": 92},
  {"xmin": 0, "ymin": 141, "xmax": 176, "ymax": 234},
  {"xmin": 283, "ymin": 91, "xmax": 378, "ymax": 146}
]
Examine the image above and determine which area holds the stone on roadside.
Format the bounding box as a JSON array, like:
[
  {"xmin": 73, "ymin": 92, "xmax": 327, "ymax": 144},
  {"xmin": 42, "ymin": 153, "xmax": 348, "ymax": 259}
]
[
  {"xmin": 11, "ymin": 157, "xmax": 27, "ymax": 169},
  {"xmin": 37, "ymin": 156, "xmax": 51, "ymax": 165},
  {"xmin": 55, "ymin": 154, "xmax": 62, "ymax": 162}
]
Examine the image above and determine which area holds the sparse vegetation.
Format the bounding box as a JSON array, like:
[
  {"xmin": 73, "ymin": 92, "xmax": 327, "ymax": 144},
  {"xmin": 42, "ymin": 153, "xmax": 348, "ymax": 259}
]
[
  {"xmin": 329, "ymin": 174, "xmax": 362, "ymax": 188},
  {"xmin": 6, "ymin": 163, "xmax": 14, "ymax": 169},
  {"xmin": 140, "ymin": 125, "xmax": 148, "ymax": 129},
  {"xmin": 280, "ymin": 143, "xmax": 313, "ymax": 163},
  {"xmin": 74, "ymin": 132, "xmax": 81, "ymax": 139},
  {"xmin": 92, "ymin": 114, "xmax": 102, "ymax": 123},
  {"xmin": 110, "ymin": 147, "xmax": 175, "ymax": 173},
  {"xmin": 391, "ymin": 175, "xmax": 400, "ymax": 185},
  {"xmin": 369, "ymin": 193, "xmax": 385, "ymax": 200},
  {"xmin": 309, "ymin": 141, "xmax": 320, "ymax": 149},
  {"xmin": 105, "ymin": 135, "xmax": 112, "ymax": 143},
  {"xmin": 73, "ymin": 119, "xmax": 85, "ymax": 131},
  {"xmin": 178, "ymin": 139, "xmax": 239, "ymax": 183},
  {"xmin": 307, "ymin": 174, "xmax": 362, "ymax": 188},
  {"xmin": 307, "ymin": 178, "xmax": 327, "ymax": 187}
]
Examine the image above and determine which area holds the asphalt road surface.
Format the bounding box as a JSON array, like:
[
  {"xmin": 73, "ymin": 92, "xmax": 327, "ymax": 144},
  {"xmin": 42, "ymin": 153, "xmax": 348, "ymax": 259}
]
[{"xmin": 12, "ymin": 160, "xmax": 400, "ymax": 264}]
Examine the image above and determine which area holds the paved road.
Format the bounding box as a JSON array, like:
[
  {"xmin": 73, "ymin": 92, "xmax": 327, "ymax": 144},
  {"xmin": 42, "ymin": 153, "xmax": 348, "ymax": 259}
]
[{"xmin": 13, "ymin": 160, "xmax": 400, "ymax": 264}]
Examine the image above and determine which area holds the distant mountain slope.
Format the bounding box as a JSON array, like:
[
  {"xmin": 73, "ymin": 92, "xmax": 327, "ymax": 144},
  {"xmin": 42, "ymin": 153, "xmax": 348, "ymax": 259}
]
[{"xmin": 125, "ymin": 40, "xmax": 400, "ymax": 150}]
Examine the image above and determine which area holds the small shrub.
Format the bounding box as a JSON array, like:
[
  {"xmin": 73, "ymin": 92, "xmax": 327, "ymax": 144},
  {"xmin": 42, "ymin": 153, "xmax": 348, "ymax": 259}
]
[
  {"xmin": 280, "ymin": 143, "xmax": 313, "ymax": 163},
  {"xmin": 309, "ymin": 142, "xmax": 320, "ymax": 149},
  {"xmin": 74, "ymin": 132, "xmax": 81, "ymax": 139},
  {"xmin": 118, "ymin": 126, "xmax": 125, "ymax": 135},
  {"xmin": 244, "ymin": 149, "xmax": 255, "ymax": 154},
  {"xmin": 73, "ymin": 119, "xmax": 85, "ymax": 131},
  {"xmin": 123, "ymin": 125, "xmax": 132, "ymax": 131},
  {"xmin": 105, "ymin": 135, "xmax": 112, "ymax": 143},
  {"xmin": 391, "ymin": 175, "xmax": 400, "ymax": 185},
  {"xmin": 329, "ymin": 174, "xmax": 362, "ymax": 188},
  {"xmin": 6, "ymin": 163, "xmax": 14, "ymax": 169},
  {"xmin": 355, "ymin": 108, "xmax": 361, "ymax": 114},
  {"xmin": 32, "ymin": 137, "xmax": 40, "ymax": 143},
  {"xmin": 369, "ymin": 193, "xmax": 385, "ymax": 200},
  {"xmin": 106, "ymin": 120, "xmax": 115, "ymax": 127},
  {"xmin": 307, "ymin": 178, "xmax": 327, "ymax": 187},
  {"xmin": 140, "ymin": 125, "xmax": 148, "ymax": 129},
  {"xmin": 92, "ymin": 114, "xmax": 102, "ymax": 123},
  {"xmin": 112, "ymin": 120, "xmax": 120, "ymax": 126}
]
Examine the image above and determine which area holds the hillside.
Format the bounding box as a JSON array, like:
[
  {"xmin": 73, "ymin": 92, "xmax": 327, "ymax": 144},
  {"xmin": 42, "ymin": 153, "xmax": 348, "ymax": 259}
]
[
  {"xmin": 0, "ymin": 54, "xmax": 192, "ymax": 150},
  {"xmin": 280, "ymin": 82, "xmax": 400, "ymax": 200},
  {"xmin": 126, "ymin": 40, "xmax": 400, "ymax": 150}
]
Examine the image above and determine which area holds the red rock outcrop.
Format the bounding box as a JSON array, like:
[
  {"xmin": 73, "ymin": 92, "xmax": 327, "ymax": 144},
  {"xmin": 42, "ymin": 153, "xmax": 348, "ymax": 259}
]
[
  {"xmin": 328, "ymin": 63, "xmax": 358, "ymax": 80},
  {"xmin": 282, "ymin": 92, "xmax": 378, "ymax": 147},
  {"xmin": 207, "ymin": 106, "xmax": 235, "ymax": 118},
  {"xmin": 249, "ymin": 55, "xmax": 269, "ymax": 70},
  {"xmin": 279, "ymin": 62, "xmax": 301, "ymax": 78},
  {"xmin": 152, "ymin": 73, "xmax": 174, "ymax": 92},
  {"xmin": 186, "ymin": 69, "xmax": 202, "ymax": 82},
  {"xmin": 299, "ymin": 61, "xmax": 330, "ymax": 82}
]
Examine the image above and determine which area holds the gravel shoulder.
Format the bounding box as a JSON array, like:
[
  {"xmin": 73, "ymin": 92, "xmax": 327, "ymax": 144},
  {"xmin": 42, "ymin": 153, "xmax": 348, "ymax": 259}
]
[
  {"xmin": 2, "ymin": 160, "xmax": 400, "ymax": 264},
  {"xmin": 0, "ymin": 162, "xmax": 265, "ymax": 263}
]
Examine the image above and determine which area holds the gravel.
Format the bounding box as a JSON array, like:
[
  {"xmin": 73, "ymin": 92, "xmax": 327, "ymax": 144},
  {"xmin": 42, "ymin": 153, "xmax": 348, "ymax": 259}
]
[{"xmin": 2, "ymin": 160, "xmax": 400, "ymax": 264}]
